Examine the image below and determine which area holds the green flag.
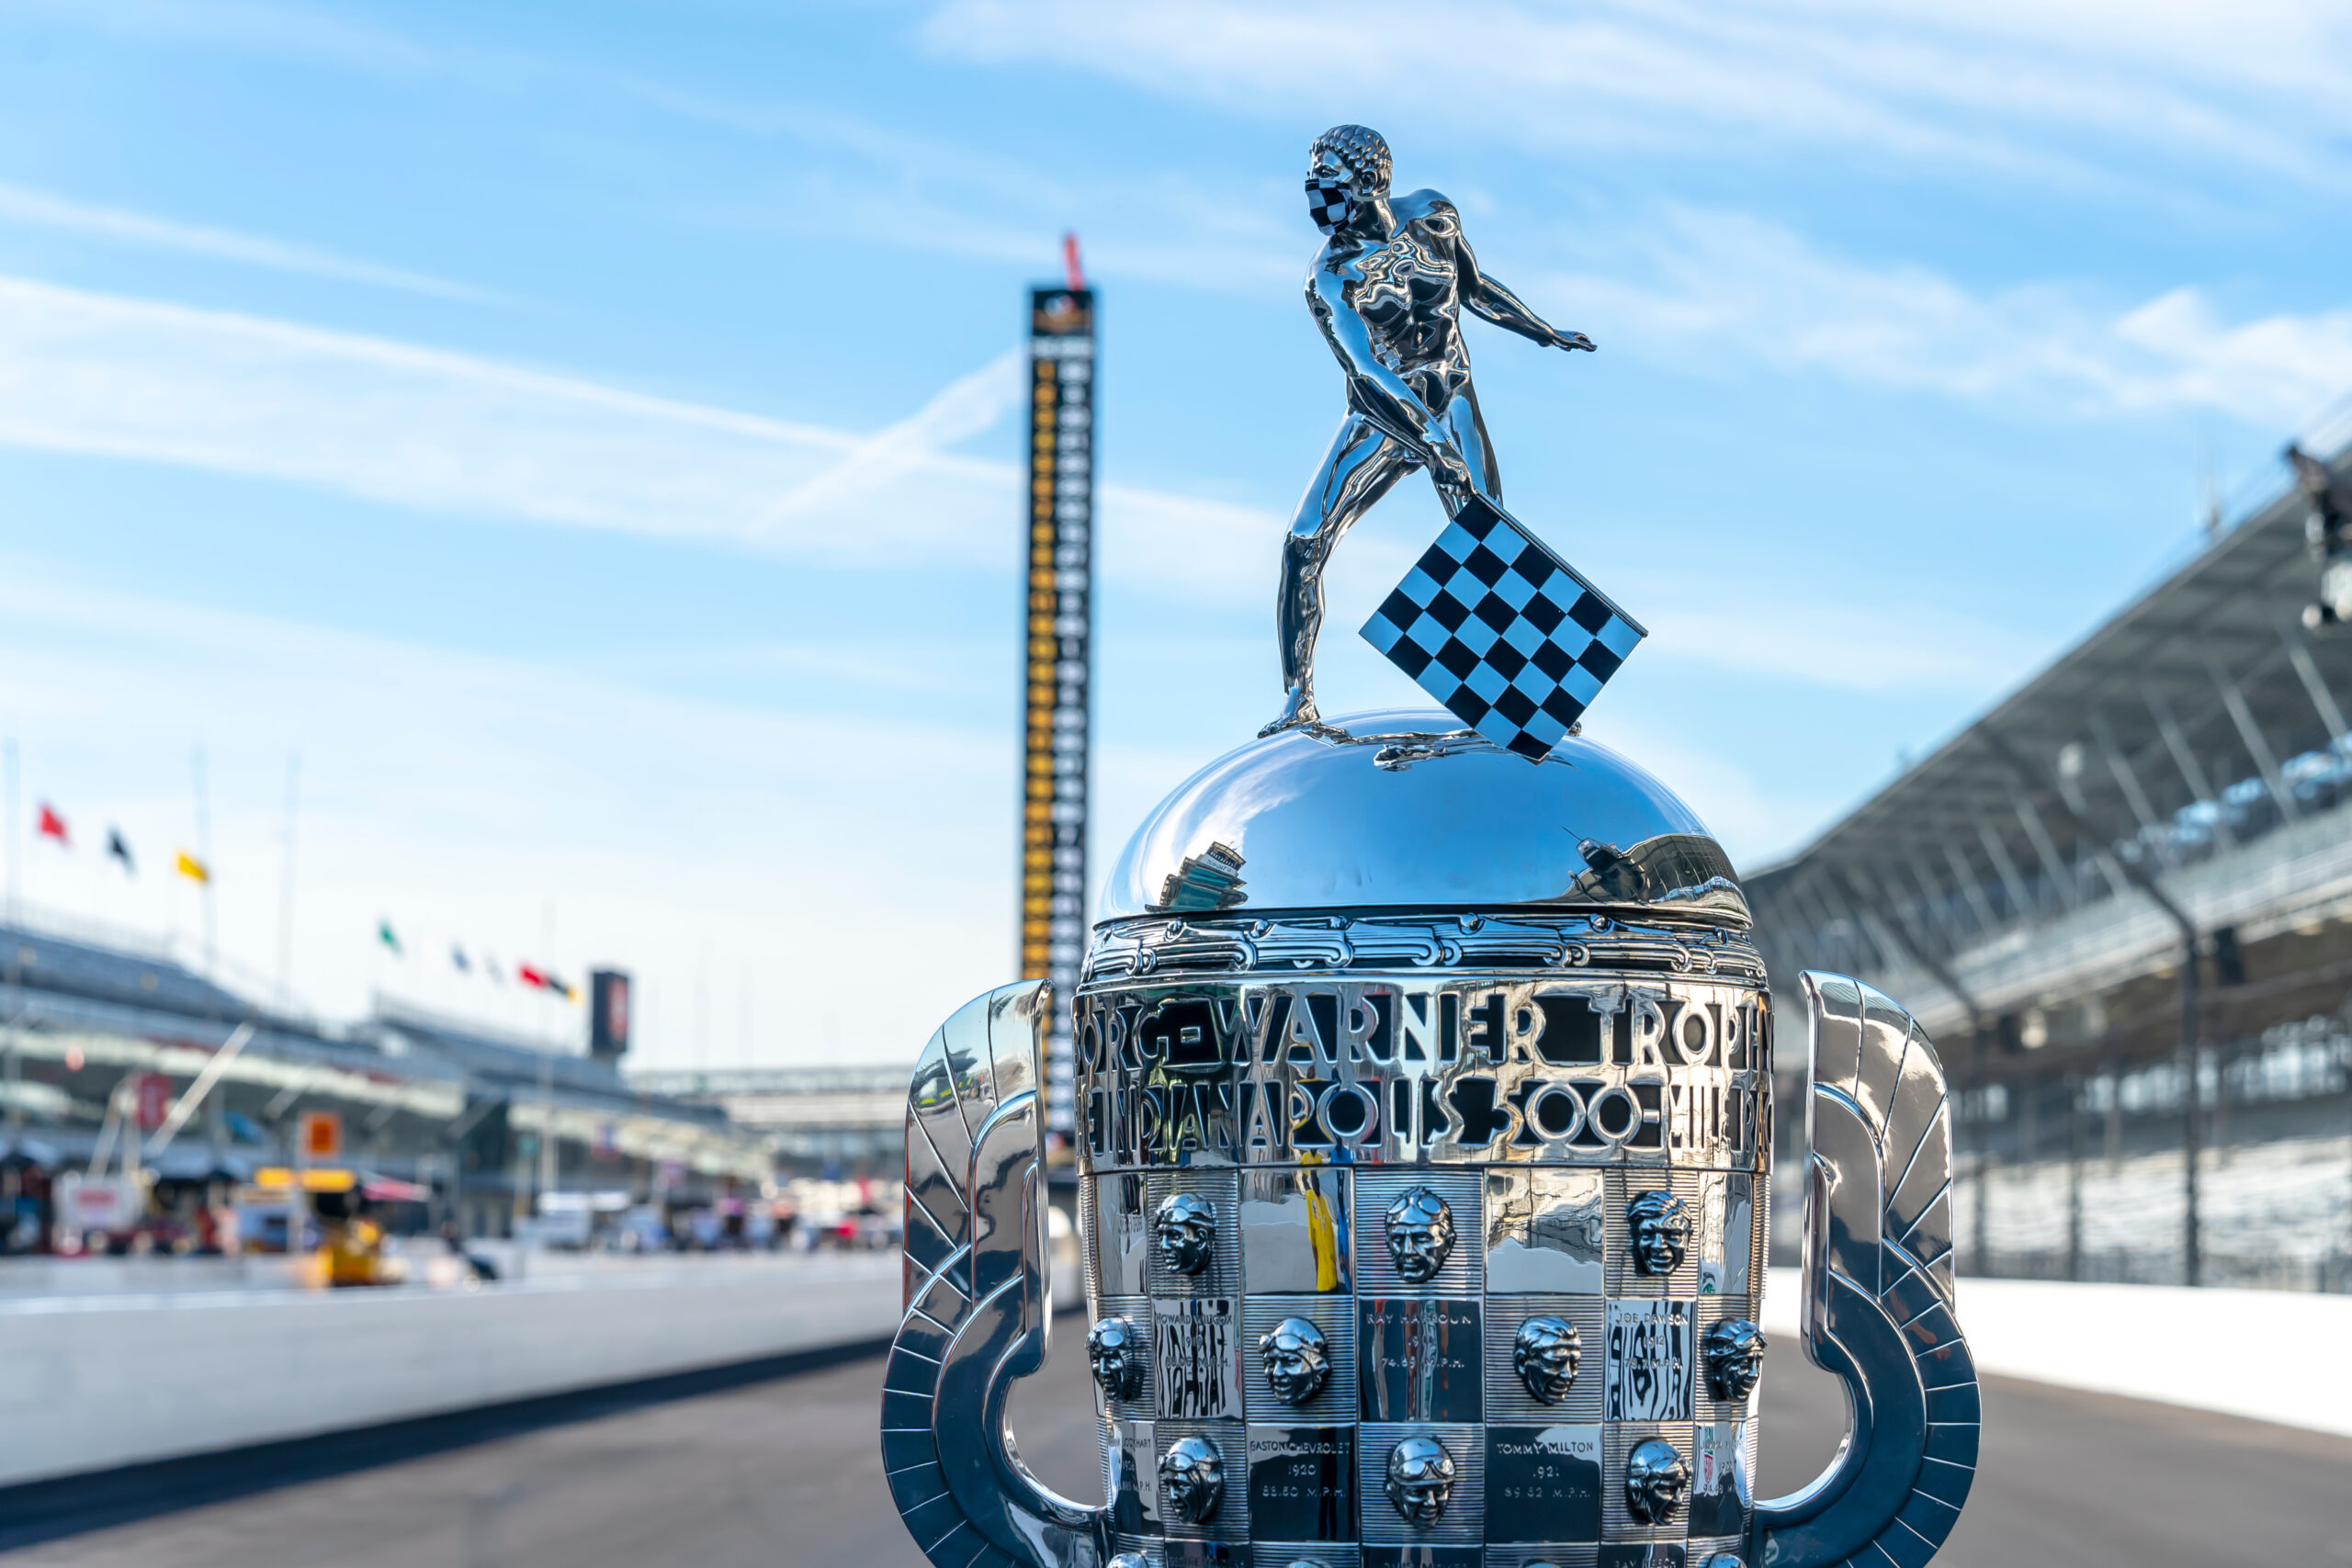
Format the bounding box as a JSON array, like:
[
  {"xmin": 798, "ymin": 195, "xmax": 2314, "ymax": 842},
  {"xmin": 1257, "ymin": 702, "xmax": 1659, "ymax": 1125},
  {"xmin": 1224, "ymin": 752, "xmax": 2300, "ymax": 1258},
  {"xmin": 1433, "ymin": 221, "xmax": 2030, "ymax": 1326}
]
[{"xmin": 378, "ymin": 919, "xmax": 402, "ymax": 957}]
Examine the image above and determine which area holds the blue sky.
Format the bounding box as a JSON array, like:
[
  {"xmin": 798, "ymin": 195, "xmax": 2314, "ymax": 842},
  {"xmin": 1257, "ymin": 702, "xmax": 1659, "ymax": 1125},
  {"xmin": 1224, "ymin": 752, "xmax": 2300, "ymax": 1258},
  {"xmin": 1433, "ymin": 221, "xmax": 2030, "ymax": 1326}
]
[{"xmin": 0, "ymin": 0, "xmax": 2347, "ymax": 1065}]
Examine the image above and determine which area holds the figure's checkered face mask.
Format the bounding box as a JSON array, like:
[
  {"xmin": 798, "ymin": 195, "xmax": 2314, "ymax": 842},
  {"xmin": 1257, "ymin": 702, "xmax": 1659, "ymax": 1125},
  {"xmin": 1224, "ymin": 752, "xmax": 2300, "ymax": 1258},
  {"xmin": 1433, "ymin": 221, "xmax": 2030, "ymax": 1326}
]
[{"xmin": 1306, "ymin": 175, "xmax": 1353, "ymax": 234}]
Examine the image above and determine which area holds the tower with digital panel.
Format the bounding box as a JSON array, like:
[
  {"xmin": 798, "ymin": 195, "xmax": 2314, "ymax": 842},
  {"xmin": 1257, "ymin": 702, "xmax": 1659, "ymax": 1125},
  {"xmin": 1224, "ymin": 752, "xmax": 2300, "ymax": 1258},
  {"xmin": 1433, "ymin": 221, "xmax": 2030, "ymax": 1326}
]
[
  {"xmin": 883, "ymin": 131, "xmax": 1978, "ymax": 1568},
  {"xmin": 1020, "ymin": 278, "xmax": 1095, "ymax": 1138}
]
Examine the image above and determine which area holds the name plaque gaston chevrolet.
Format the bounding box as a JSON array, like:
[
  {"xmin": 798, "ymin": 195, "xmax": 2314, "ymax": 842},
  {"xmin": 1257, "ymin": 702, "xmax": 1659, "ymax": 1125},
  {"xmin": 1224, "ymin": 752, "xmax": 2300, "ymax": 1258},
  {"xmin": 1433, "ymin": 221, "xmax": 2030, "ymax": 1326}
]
[{"xmin": 879, "ymin": 126, "xmax": 1978, "ymax": 1568}]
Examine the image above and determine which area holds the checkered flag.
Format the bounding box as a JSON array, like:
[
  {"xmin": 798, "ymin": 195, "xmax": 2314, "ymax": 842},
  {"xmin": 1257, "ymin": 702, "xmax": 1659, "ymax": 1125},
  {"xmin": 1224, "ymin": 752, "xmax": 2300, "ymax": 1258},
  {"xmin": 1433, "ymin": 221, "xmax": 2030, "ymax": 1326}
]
[{"xmin": 1361, "ymin": 496, "xmax": 1645, "ymax": 761}]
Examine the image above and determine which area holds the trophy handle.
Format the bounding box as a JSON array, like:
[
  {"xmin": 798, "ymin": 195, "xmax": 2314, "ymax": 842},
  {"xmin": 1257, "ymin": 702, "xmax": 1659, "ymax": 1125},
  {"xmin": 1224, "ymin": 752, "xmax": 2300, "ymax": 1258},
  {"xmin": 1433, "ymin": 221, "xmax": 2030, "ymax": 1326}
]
[
  {"xmin": 880, "ymin": 980, "xmax": 1110, "ymax": 1568},
  {"xmin": 1751, "ymin": 972, "xmax": 1981, "ymax": 1568}
]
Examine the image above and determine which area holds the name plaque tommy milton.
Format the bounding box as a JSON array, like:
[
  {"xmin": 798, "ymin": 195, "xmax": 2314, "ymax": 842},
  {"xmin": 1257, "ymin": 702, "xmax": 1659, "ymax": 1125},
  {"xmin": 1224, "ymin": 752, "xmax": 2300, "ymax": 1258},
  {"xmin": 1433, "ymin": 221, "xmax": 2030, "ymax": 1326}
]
[{"xmin": 879, "ymin": 126, "xmax": 1979, "ymax": 1568}]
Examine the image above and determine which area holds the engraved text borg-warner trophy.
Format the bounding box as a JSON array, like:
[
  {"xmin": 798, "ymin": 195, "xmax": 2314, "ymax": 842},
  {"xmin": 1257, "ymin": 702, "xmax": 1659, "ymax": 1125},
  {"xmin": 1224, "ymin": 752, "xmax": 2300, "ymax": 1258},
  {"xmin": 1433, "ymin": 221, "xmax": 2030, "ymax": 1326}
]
[{"xmin": 880, "ymin": 130, "xmax": 1978, "ymax": 1568}]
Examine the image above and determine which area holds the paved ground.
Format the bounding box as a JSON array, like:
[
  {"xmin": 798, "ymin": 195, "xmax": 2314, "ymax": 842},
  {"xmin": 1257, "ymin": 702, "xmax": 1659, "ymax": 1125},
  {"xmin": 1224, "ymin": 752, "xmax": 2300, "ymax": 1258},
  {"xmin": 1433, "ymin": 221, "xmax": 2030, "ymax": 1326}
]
[{"xmin": 6, "ymin": 1325, "xmax": 2347, "ymax": 1567}]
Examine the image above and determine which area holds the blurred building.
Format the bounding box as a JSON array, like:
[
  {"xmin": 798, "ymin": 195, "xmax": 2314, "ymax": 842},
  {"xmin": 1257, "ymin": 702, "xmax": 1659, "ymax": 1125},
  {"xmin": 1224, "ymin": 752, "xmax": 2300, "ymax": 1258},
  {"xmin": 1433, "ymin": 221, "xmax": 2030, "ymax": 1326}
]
[
  {"xmin": 630, "ymin": 1066, "xmax": 908, "ymax": 1179},
  {"xmin": 0, "ymin": 909, "xmax": 773, "ymax": 1248},
  {"xmin": 1747, "ymin": 438, "xmax": 2352, "ymax": 1292}
]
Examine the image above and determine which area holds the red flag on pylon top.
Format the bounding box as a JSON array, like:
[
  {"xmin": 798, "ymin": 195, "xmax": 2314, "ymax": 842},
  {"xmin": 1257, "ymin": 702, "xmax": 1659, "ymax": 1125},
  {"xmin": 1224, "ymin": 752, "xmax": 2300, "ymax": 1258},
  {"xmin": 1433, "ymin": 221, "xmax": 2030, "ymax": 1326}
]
[
  {"xmin": 36, "ymin": 803, "xmax": 67, "ymax": 846},
  {"xmin": 1062, "ymin": 231, "xmax": 1085, "ymax": 291}
]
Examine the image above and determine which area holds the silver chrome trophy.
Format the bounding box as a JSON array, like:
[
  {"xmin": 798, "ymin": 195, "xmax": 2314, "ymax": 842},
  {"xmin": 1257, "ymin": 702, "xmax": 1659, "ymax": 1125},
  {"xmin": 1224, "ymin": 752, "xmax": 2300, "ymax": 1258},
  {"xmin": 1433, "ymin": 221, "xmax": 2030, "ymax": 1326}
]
[{"xmin": 881, "ymin": 128, "xmax": 1978, "ymax": 1568}]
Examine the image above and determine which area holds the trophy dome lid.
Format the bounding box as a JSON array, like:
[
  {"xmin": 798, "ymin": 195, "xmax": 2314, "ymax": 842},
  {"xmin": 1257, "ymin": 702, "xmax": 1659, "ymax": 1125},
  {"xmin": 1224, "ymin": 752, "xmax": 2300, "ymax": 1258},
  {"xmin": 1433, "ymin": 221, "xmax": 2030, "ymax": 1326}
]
[{"xmin": 1098, "ymin": 708, "xmax": 1747, "ymax": 925}]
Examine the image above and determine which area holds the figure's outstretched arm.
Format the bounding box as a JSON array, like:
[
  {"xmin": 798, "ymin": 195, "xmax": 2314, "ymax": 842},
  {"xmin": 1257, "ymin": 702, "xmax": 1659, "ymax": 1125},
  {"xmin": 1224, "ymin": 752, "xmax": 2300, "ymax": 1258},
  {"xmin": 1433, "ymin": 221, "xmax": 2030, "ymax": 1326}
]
[
  {"xmin": 1309, "ymin": 270, "xmax": 1468, "ymax": 484},
  {"xmin": 1457, "ymin": 231, "xmax": 1594, "ymax": 352}
]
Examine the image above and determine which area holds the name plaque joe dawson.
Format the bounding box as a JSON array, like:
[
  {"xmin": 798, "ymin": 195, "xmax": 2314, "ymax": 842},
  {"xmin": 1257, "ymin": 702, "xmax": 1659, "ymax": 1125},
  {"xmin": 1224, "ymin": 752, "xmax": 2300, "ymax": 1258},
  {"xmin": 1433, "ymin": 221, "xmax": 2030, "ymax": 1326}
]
[{"xmin": 879, "ymin": 126, "xmax": 1980, "ymax": 1568}]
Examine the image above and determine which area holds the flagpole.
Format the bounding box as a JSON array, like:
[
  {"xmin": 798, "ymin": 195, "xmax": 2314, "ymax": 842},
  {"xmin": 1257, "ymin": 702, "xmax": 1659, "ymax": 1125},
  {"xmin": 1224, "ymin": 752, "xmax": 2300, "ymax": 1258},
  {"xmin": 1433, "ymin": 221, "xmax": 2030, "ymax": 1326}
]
[
  {"xmin": 275, "ymin": 754, "xmax": 300, "ymax": 1013},
  {"xmin": 695, "ymin": 936, "xmax": 711, "ymax": 1073},
  {"xmin": 191, "ymin": 745, "xmax": 215, "ymax": 978},
  {"xmin": 3, "ymin": 736, "xmax": 17, "ymax": 925}
]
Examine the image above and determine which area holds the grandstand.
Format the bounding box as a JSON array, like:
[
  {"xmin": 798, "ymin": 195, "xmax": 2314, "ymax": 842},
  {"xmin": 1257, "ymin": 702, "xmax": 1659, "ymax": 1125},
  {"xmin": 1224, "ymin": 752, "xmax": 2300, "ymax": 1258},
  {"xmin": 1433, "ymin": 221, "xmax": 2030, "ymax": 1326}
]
[
  {"xmin": 1747, "ymin": 436, "xmax": 2352, "ymax": 1292},
  {"xmin": 630, "ymin": 1065, "xmax": 907, "ymax": 1178},
  {"xmin": 0, "ymin": 909, "xmax": 773, "ymax": 1247}
]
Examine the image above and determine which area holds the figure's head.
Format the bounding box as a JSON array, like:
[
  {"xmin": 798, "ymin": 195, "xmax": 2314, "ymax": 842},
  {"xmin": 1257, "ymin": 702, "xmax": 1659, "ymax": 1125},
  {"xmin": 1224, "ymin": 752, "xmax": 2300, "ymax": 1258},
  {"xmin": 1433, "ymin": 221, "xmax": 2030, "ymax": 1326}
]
[
  {"xmin": 1704, "ymin": 1318, "xmax": 1767, "ymax": 1401},
  {"xmin": 1153, "ymin": 1191, "xmax": 1218, "ymax": 1276},
  {"xmin": 1086, "ymin": 1314, "xmax": 1145, "ymax": 1402},
  {"xmin": 1383, "ymin": 1436, "xmax": 1456, "ymax": 1526},
  {"xmin": 1627, "ymin": 1190, "xmax": 1691, "ymax": 1276},
  {"xmin": 1259, "ymin": 1314, "xmax": 1331, "ymax": 1405},
  {"xmin": 1159, "ymin": 1435, "xmax": 1226, "ymax": 1524},
  {"xmin": 1306, "ymin": 124, "xmax": 1392, "ymax": 233},
  {"xmin": 1512, "ymin": 1314, "xmax": 1583, "ymax": 1404},
  {"xmin": 1625, "ymin": 1438, "xmax": 1691, "ymax": 1523},
  {"xmin": 1384, "ymin": 1186, "xmax": 1456, "ymax": 1283}
]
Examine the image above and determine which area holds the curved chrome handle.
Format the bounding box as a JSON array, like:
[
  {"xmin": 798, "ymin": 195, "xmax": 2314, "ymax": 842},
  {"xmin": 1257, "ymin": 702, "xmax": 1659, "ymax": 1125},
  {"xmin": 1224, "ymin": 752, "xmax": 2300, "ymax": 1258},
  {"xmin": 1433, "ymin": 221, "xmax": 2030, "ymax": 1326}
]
[
  {"xmin": 880, "ymin": 981, "xmax": 1110, "ymax": 1568},
  {"xmin": 1752, "ymin": 972, "xmax": 1980, "ymax": 1568}
]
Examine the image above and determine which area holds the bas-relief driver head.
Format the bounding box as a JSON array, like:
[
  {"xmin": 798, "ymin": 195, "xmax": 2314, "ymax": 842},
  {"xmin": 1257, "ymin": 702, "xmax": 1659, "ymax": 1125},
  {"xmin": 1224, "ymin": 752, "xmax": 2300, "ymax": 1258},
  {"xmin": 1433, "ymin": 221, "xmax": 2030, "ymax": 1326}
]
[
  {"xmin": 1626, "ymin": 1438, "xmax": 1692, "ymax": 1524},
  {"xmin": 1259, "ymin": 1314, "xmax": 1331, "ymax": 1404},
  {"xmin": 1706, "ymin": 1318, "xmax": 1768, "ymax": 1401},
  {"xmin": 1628, "ymin": 1189, "xmax": 1692, "ymax": 1276},
  {"xmin": 1152, "ymin": 1191, "xmax": 1217, "ymax": 1275},
  {"xmin": 1384, "ymin": 1185, "xmax": 1456, "ymax": 1283},
  {"xmin": 1384, "ymin": 1436, "xmax": 1457, "ymax": 1527},
  {"xmin": 1513, "ymin": 1314, "xmax": 1584, "ymax": 1404},
  {"xmin": 1086, "ymin": 1314, "xmax": 1144, "ymax": 1402},
  {"xmin": 1159, "ymin": 1435, "xmax": 1226, "ymax": 1524}
]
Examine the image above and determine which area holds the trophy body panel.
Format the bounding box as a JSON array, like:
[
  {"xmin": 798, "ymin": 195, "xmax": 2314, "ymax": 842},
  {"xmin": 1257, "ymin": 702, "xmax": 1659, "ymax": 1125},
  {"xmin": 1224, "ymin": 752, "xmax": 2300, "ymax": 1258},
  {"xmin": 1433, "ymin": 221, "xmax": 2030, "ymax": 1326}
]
[{"xmin": 1076, "ymin": 909, "xmax": 1771, "ymax": 1568}]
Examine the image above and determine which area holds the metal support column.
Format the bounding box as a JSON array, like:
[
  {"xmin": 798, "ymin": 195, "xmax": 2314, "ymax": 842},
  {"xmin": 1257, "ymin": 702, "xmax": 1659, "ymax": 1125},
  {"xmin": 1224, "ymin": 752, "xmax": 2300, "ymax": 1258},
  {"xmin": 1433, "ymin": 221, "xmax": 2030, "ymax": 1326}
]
[{"xmin": 2210, "ymin": 660, "xmax": 2301, "ymax": 824}]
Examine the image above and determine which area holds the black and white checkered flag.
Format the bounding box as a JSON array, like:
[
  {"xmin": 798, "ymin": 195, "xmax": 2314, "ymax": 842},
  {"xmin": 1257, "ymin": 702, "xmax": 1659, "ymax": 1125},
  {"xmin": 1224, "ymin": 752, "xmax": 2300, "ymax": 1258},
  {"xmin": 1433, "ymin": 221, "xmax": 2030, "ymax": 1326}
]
[{"xmin": 1361, "ymin": 496, "xmax": 1645, "ymax": 761}]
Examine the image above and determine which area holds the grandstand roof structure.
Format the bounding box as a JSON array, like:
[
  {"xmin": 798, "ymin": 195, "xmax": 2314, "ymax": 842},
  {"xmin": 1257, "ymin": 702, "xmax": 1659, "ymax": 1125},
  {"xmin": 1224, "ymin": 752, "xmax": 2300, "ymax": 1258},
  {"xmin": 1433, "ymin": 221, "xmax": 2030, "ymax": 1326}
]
[
  {"xmin": 1746, "ymin": 436, "xmax": 2352, "ymax": 1081},
  {"xmin": 0, "ymin": 911, "xmax": 773, "ymax": 1182}
]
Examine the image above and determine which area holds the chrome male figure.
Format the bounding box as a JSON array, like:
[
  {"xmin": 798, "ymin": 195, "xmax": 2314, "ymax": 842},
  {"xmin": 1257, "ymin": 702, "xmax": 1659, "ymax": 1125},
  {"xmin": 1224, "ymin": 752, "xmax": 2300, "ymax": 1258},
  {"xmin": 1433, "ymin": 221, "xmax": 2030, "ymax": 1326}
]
[{"xmin": 1268, "ymin": 123, "xmax": 1595, "ymax": 734}]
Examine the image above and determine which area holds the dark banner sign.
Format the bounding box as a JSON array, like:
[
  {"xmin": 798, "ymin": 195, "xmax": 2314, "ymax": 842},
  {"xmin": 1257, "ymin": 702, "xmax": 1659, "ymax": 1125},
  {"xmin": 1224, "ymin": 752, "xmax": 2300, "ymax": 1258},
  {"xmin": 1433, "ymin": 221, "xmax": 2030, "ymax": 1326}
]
[
  {"xmin": 1021, "ymin": 286, "xmax": 1093, "ymax": 1134},
  {"xmin": 589, "ymin": 967, "xmax": 631, "ymax": 1060}
]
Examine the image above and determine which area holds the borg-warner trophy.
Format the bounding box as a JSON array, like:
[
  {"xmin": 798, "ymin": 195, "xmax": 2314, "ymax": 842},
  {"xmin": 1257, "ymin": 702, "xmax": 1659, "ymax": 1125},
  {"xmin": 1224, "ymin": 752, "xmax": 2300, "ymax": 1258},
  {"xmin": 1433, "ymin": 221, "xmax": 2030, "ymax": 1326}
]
[{"xmin": 880, "ymin": 128, "xmax": 1977, "ymax": 1568}]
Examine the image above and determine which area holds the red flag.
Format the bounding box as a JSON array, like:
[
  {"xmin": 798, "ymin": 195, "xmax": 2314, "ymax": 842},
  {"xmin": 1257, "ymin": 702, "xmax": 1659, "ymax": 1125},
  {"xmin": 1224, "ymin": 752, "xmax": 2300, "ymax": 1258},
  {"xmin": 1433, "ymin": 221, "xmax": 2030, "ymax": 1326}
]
[
  {"xmin": 36, "ymin": 803, "xmax": 67, "ymax": 846},
  {"xmin": 518, "ymin": 963, "xmax": 548, "ymax": 990}
]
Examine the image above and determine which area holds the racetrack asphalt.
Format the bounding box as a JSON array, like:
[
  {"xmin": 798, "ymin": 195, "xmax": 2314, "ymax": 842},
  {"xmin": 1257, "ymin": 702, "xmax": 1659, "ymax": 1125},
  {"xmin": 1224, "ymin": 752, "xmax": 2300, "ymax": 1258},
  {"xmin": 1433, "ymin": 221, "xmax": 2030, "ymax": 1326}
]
[{"xmin": 3, "ymin": 1316, "xmax": 2346, "ymax": 1566}]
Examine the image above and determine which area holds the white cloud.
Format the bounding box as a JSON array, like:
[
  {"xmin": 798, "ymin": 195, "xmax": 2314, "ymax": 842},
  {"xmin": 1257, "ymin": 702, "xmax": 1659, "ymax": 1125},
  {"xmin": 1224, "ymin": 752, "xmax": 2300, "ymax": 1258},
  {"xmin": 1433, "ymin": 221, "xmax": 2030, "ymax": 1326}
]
[
  {"xmin": 1554, "ymin": 208, "xmax": 2352, "ymax": 430},
  {"xmin": 922, "ymin": 0, "xmax": 2352, "ymax": 190},
  {"xmin": 0, "ymin": 181, "xmax": 494, "ymax": 301},
  {"xmin": 0, "ymin": 269, "xmax": 1305, "ymax": 595},
  {"xmin": 0, "ymin": 272, "xmax": 1012, "ymax": 567},
  {"xmin": 0, "ymin": 263, "xmax": 2122, "ymax": 718},
  {"xmin": 1627, "ymin": 578, "xmax": 2049, "ymax": 697}
]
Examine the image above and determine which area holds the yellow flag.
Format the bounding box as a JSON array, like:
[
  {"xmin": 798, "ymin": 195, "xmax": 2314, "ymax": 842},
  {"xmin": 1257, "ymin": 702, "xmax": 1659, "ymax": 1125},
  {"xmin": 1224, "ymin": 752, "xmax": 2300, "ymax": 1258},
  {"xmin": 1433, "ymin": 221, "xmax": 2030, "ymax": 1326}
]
[{"xmin": 175, "ymin": 850, "xmax": 210, "ymax": 884}]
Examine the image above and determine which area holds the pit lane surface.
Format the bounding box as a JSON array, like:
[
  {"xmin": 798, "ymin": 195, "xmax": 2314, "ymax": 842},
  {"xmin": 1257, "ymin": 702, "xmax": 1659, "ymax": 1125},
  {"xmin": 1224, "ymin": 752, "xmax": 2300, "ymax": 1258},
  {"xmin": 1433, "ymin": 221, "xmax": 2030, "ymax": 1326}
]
[{"xmin": 5, "ymin": 1329, "xmax": 2346, "ymax": 1566}]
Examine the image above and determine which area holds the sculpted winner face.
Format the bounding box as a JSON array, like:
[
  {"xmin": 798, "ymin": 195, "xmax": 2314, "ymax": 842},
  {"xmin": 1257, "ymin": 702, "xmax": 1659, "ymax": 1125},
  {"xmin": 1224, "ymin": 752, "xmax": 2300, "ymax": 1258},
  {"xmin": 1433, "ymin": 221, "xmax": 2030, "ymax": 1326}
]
[
  {"xmin": 1086, "ymin": 1316, "xmax": 1143, "ymax": 1402},
  {"xmin": 1159, "ymin": 1437, "xmax": 1225, "ymax": 1525},
  {"xmin": 1705, "ymin": 1319, "xmax": 1767, "ymax": 1401},
  {"xmin": 1625, "ymin": 1438, "xmax": 1691, "ymax": 1524},
  {"xmin": 1384, "ymin": 1437, "xmax": 1457, "ymax": 1527},
  {"xmin": 1258, "ymin": 1315, "xmax": 1330, "ymax": 1405},
  {"xmin": 1512, "ymin": 1314, "xmax": 1583, "ymax": 1404},
  {"xmin": 1628, "ymin": 1191, "xmax": 1692, "ymax": 1276},
  {"xmin": 1384, "ymin": 1187, "xmax": 1456, "ymax": 1283},
  {"xmin": 1153, "ymin": 1192, "xmax": 1217, "ymax": 1276}
]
